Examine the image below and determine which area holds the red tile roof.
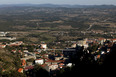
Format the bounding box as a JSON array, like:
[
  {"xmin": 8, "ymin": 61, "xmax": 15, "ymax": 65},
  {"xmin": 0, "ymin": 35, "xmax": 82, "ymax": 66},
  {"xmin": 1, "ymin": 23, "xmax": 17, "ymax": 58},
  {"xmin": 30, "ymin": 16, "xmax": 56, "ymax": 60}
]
[
  {"xmin": 40, "ymin": 64, "xmax": 47, "ymax": 67},
  {"xmin": 24, "ymin": 65, "xmax": 34, "ymax": 71},
  {"xmin": 97, "ymin": 55, "xmax": 100, "ymax": 59},
  {"xmin": 18, "ymin": 68, "xmax": 23, "ymax": 73},
  {"xmin": 22, "ymin": 59, "xmax": 26, "ymax": 66},
  {"xmin": 45, "ymin": 59, "xmax": 64, "ymax": 63},
  {"xmin": 112, "ymin": 39, "xmax": 116, "ymax": 40}
]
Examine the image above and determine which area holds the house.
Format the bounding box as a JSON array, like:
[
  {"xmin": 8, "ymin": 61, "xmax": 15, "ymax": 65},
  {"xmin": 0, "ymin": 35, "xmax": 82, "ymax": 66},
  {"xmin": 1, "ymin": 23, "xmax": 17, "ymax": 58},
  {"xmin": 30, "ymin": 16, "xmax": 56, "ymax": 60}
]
[
  {"xmin": 18, "ymin": 68, "xmax": 23, "ymax": 73},
  {"xmin": 24, "ymin": 65, "xmax": 34, "ymax": 71},
  {"xmin": 48, "ymin": 64, "xmax": 58, "ymax": 71},
  {"xmin": 0, "ymin": 32, "xmax": 8, "ymax": 36},
  {"xmin": 40, "ymin": 64, "xmax": 50, "ymax": 72},
  {"xmin": 23, "ymin": 50, "xmax": 29, "ymax": 53},
  {"xmin": 12, "ymin": 50, "xmax": 16, "ymax": 53},
  {"xmin": 0, "ymin": 45, "xmax": 6, "ymax": 48},
  {"xmin": 66, "ymin": 63, "xmax": 73, "ymax": 67},
  {"xmin": 97, "ymin": 38, "xmax": 106, "ymax": 44},
  {"xmin": 21, "ymin": 56, "xmax": 36, "ymax": 61},
  {"xmin": 35, "ymin": 59, "xmax": 44, "ymax": 65},
  {"xmin": 2, "ymin": 69, "xmax": 6, "ymax": 72},
  {"xmin": 27, "ymin": 62, "xmax": 33, "ymax": 66},
  {"xmin": 41, "ymin": 64, "xmax": 59, "ymax": 72},
  {"xmin": 18, "ymin": 50, "xmax": 22, "ymax": 55},
  {"xmin": 94, "ymin": 55, "xmax": 101, "ymax": 61},
  {"xmin": 24, "ymin": 54, "xmax": 28, "ymax": 57},
  {"xmin": 0, "ymin": 37, "xmax": 16, "ymax": 40},
  {"xmin": 0, "ymin": 32, "xmax": 5, "ymax": 36},
  {"xmin": 58, "ymin": 63, "xmax": 65, "ymax": 68},
  {"xmin": 8, "ymin": 41, "xmax": 23, "ymax": 46},
  {"xmin": 36, "ymin": 49, "xmax": 41, "ymax": 53},
  {"xmin": 111, "ymin": 39, "xmax": 116, "ymax": 43},
  {"xmin": 40, "ymin": 44, "xmax": 47, "ymax": 49},
  {"xmin": 60, "ymin": 54, "xmax": 64, "ymax": 57},
  {"xmin": 71, "ymin": 43, "xmax": 77, "ymax": 48},
  {"xmin": 101, "ymin": 51, "xmax": 105, "ymax": 54},
  {"xmin": 18, "ymin": 50, "xmax": 22, "ymax": 53},
  {"xmin": 77, "ymin": 39, "xmax": 88, "ymax": 48},
  {"xmin": 42, "ymin": 54, "xmax": 49, "ymax": 58},
  {"xmin": 55, "ymin": 57, "xmax": 63, "ymax": 61},
  {"xmin": 22, "ymin": 59, "xmax": 26, "ymax": 66},
  {"xmin": 107, "ymin": 48, "xmax": 111, "ymax": 53},
  {"xmin": 97, "ymin": 55, "xmax": 101, "ymax": 59}
]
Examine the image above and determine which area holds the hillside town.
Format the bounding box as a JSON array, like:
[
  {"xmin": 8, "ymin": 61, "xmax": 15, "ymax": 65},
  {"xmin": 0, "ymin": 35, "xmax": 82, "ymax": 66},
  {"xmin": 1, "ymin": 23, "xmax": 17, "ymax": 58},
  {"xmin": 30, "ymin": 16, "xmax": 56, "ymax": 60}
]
[
  {"xmin": 0, "ymin": 34, "xmax": 116, "ymax": 76},
  {"xmin": 0, "ymin": 3, "xmax": 116, "ymax": 77}
]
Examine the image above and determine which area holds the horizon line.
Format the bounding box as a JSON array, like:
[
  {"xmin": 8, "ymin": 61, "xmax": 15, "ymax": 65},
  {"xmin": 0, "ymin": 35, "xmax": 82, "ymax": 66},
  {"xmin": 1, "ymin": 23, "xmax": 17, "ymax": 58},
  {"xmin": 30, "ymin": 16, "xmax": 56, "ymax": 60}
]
[{"xmin": 0, "ymin": 3, "xmax": 116, "ymax": 6}]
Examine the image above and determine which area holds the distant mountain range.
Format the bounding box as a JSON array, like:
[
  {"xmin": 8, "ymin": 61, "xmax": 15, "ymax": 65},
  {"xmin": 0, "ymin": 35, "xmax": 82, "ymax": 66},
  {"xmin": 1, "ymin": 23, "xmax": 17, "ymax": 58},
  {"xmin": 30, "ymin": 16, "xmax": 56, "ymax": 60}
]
[{"xmin": 0, "ymin": 4, "xmax": 116, "ymax": 8}]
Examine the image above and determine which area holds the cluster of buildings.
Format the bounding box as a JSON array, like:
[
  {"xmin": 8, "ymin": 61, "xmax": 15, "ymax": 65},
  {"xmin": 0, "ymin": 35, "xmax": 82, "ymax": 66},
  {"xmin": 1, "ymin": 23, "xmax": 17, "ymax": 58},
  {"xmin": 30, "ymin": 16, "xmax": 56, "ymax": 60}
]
[
  {"xmin": 19, "ymin": 38, "xmax": 116, "ymax": 73},
  {"xmin": 0, "ymin": 32, "xmax": 9, "ymax": 37},
  {"xmin": 1, "ymin": 37, "xmax": 116, "ymax": 74},
  {"xmin": 19, "ymin": 48, "xmax": 73, "ymax": 73},
  {"xmin": 78, "ymin": 38, "xmax": 116, "ymax": 62},
  {"xmin": 0, "ymin": 32, "xmax": 16, "ymax": 40},
  {"xmin": 0, "ymin": 41, "xmax": 23, "ymax": 48}
]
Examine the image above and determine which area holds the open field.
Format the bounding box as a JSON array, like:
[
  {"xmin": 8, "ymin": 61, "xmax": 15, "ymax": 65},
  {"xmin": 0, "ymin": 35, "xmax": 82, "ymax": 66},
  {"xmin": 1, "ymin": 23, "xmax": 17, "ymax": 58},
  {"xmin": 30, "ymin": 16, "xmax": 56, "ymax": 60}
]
[{"xmin": 0, "ymin": 5, "xmax": 116, "ymax": 44}]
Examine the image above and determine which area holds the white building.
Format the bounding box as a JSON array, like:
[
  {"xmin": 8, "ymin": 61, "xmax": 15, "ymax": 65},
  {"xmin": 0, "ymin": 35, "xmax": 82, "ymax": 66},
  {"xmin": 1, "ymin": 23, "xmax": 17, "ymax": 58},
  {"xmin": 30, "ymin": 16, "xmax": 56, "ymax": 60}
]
[
  {"xmin": 0, "ymin": 45, "xmax": 6, "ymax": 48},
  {"xmin": 71, "ymin": 43, "xmax": 77, "ymax": 48},
  {"xmin": 0, "ymin": 32, "xmax": 8, "ymax": 36},
  {"xmin": 23, "ymin": 50, "xmax": 29, "ymax": 53},
  {"xmin": 66, "ymin": 63, "xmax": 73, "ymax": 67},
  {"xmin": 35, "ymin": 59, "xmax": 44, "ymax": 65},
  {"xmin": 0, "ymin": 37, "xmax": 16, "ymax": 40},
  {"xmin": 112, "ymin": 39, "xmax": 116, "ymax": 42},
  {"xmin": 77, "ymin": 38, "xmax": 88, "ymax": 48},
  {"xmin": 40, "ymin": 44, "xmax": 47, "ymax": 49},
  {"xmin": 48, "ymin": 64, "xmax": 58, "ymax": 70}
]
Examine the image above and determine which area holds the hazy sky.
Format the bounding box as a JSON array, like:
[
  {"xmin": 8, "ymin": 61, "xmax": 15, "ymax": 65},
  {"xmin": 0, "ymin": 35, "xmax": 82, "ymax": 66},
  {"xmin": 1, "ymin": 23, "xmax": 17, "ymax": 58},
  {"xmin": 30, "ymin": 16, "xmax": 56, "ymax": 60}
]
[{"xmin": 0, "ymin": 0, "xmax": 116, "ymax": 5}]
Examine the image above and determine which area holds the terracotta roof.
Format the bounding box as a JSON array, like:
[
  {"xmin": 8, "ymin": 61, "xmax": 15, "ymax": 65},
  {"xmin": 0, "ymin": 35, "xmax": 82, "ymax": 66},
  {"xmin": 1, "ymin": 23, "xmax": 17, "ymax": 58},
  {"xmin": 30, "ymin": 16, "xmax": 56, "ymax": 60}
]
[
  {"xmin": 24, "ymin": 66, "xmax": 34, "ymax": 71},
  {"xmin": 0, "ymin": 45, "xmax": 6, "ymax": 46},
  {"xmin": 59, "ymin": 63, "xmax": 64, "ymax": 65},
  {"xmin": 12, "ymin": 50, "xmax": 16, "ymax": 52},
  {"xmin": 45, "ymin": 60, "xmax": 64, "ymax": 63},
  {"xmin": 40, "ymin": 64, "xmax": 47, "ymax": 67},
  {"xmin": 0, "ymin": 45, "xmax": 6, "ymax": 48},
  {"xmin": 112, "ymin": 39, "xmax": 116, "ymax": 40},
  {"xmin": 97, "ymin": 55, "xmax": 100, "ymax": 59},
  {"xmin": 18, "ymin": 68, "xmax": 23, "ymax": 73},
  {"xmin": 98, "ymin": 38, "xmax": 105, "ymax": 41},
  {"xmin": 2, "ymin": 69, "xmax": 5, "ymax": 72},
  {"xmin": 18, "ymin": 50, "xmax": 22, "ymax": 52},
  {"xmin": 22, "ymin": 59, "xmax": 26, "ymax": 66}
]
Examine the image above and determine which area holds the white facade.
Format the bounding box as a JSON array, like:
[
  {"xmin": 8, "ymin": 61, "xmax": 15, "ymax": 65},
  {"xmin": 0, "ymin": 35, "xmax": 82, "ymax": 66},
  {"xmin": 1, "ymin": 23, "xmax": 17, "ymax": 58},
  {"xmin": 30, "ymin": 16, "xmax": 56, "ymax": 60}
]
[
  {"xmin": 66, "ymin": 63, "xmax": 72, "ymax": 67},
  {"xmin": 0, "ymin": 37, "xmax": 16, "ymax": 40},
  {"xmin": 0, "ymin": 32, "xmax": 8, "ymax": 36},
  {"xmin": 49, "ymin": 64, "xmax": 58, "ymax": 70},
  {"xmin": 101, "ymin": 51, "xmax": 105, "ymax": 54},
  {"xmin": 40, "ymin": 44, "xmax": 47, "ymax": 49},
  {"xmin": 71, "ymin": 43, "xmax": 77, "ymax": 48},
  {"xmin": 112, "ymin": 39, "xmax": 116, "ymax": 42},
  {"xmin": 35, "ymin": 59, "xmax": 44, "ymax": 65},
  {"xmin": 0, "ymin": 45, "xmax": 6, "ymax": 48},
  {"xmin": 23, "ymin": 50, "xmax": 29, "ymax": 52}
]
